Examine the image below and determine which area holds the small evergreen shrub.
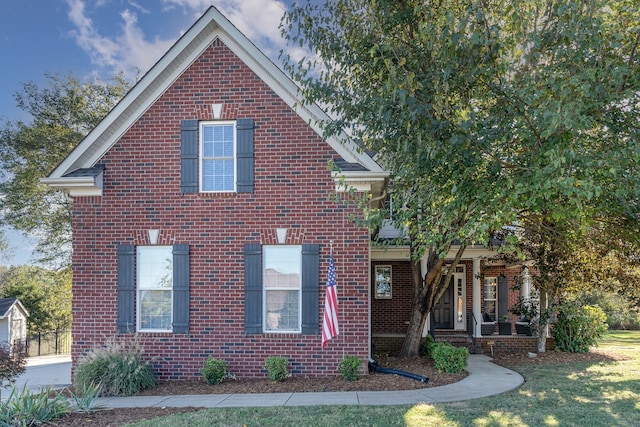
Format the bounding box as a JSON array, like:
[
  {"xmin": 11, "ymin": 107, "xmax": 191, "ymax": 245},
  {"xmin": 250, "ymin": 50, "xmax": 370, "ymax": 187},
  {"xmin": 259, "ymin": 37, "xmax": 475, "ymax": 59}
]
[
  {"xmin": 552, "ymin": 303, "xmax": 608, "ymax": 352},
  {"xmin": 200, "ymin": 357, "xmax": 234, "ymax": 385},
  {"xmin": 419, "ymin": 335, "xmax": 435, "ymax": 357},
  {"xmin": 0, "ymin": 385, "xmax": 69, "ymax": 426},
  {"xmin": 0, "ymin": 341, "xmax": 26, "ymax": 387},
  {"xmin": 339, "ymin": 355, "xmax": 362, "ymax": 381},
  {"xmin": 264, "ymin": 356, "xmax": 289, "ymax": 382},
  {"xmin": 430, "ymin": 342, "xmax": 469, "ymax": 373},
  {"xmin": 74, "ymin": 335, "xmax": 157, "ymax": 396}
]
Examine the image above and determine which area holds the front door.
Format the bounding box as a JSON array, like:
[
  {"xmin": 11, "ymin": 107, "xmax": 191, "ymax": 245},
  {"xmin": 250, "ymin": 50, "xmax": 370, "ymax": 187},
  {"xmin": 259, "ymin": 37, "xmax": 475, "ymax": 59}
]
[{"xmin": 432, "ymin": 276, "xmax": 454, "ymax": 329}]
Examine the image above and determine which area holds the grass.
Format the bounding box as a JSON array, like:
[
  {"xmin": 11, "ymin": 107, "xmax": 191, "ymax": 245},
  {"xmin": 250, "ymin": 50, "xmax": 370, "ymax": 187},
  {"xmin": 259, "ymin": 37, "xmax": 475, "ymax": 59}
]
[{"xmin": 126, "ymin": 331, "xmax": 640, "ymax": 427}]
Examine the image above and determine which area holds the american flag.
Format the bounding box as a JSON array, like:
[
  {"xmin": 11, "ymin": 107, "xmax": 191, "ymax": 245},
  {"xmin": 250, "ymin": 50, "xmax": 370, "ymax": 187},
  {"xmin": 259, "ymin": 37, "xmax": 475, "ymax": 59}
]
[{"xmin": 322, "ymin": 253, "xmax": 339, "ymax": 347}]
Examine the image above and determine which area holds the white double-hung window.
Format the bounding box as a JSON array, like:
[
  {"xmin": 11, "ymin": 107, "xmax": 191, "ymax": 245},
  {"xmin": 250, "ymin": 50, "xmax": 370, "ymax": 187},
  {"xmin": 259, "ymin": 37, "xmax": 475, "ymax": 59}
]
[
  {"xmin": 263, "ymin": 246, "xmax": 302, "ymax": 333},
  {"xmin": 137, "ymin": 246, "xmax": 173, "ymax": 331},
  {"xmin": 200, "ymin": 121, "xmax": 236, "ymax": 192}
]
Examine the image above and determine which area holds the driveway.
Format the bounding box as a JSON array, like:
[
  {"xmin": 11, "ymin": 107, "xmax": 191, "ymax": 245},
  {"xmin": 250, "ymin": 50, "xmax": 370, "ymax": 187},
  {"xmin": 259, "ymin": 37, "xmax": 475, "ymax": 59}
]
[{"xmin": 1, "ymin": 355, "xmax": 71, "ymax": 399}]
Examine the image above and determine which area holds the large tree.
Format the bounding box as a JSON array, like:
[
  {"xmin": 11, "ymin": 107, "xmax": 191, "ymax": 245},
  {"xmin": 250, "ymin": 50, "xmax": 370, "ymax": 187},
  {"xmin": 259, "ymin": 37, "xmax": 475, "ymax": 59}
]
[
  {"xmin": 0, "ymin": 73, "xmax": 130, "ymax": 267},
  {"xmin": 282, "ymin": 0, "xmax": 639, "ymax": 355},
  {"xmin": 0, "ymin": 266, "xmax": 72, "ymax": 333}
]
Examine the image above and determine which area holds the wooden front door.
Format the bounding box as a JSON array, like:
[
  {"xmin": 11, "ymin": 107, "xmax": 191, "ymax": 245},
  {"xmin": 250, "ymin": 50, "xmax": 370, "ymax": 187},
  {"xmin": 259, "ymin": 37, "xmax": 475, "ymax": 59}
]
[{"xmin": 432, "ymin": 276, "xmax": 454, "ymax": 329}]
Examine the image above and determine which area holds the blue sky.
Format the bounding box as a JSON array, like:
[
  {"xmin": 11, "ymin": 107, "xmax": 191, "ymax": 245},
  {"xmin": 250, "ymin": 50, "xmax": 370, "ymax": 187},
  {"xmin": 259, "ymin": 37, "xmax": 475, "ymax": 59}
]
[{"xmin": 0, "ymin": 0, "xmax": 298, "ymax": 265}]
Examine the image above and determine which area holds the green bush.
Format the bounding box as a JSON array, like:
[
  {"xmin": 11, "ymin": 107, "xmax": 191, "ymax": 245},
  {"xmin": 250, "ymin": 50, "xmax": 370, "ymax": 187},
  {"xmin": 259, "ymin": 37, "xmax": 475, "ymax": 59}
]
[
  {"xmin": 419, "ymin": 335, "xmax": 435, "ymax": 357},
  {"xmin": 200, "ymin": 357, "xmax": 234, "ymax": 385},
  {"xmin": 430, "ymin": 342, "xmax": 469, "ymax": 373},
  {"xmin": 575, "ymin": 289, "xmax": 640, "ymax": 330},
  {"xmin": 339, "ymin": 355, "xmax": 362, "ymax": 381},
  {"xmin": 0, "ymin": 385, "xmax": 69, "ymax": 426},
  {"xmin": 264, "ymin": 356, "xmax": 290, "ymax": 382},
  {"xmin": 552, "ymin": 302, "xmax": 608, "ymax": 352},
  {"xmin": 74, "ymin": 335, "xmax": 157, "ymax": 396},
  {"xmin": 66, "ymin": 383, "xmax": 101, "ymax": 413}
]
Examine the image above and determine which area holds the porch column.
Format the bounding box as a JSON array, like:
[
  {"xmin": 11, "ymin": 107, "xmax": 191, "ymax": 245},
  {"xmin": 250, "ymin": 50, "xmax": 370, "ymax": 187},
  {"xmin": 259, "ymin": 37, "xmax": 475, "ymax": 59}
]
[{"xmin": 472, "ymin": 257, "xmax": 482, "ymax": 337}]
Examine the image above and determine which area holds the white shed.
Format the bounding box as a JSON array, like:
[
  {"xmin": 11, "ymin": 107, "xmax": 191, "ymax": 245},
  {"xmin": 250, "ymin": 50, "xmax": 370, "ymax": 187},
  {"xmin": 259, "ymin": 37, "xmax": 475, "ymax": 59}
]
[{"xmin": 0, "ymin": 298, "xmax": 29, "ymax": 347}]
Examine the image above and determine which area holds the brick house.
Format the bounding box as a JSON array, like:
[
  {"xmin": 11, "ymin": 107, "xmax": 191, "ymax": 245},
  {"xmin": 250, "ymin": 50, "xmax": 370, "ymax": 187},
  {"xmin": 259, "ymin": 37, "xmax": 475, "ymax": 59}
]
[{"xmin": 44, "ymin": 7, "xmax": 538, "ymax": 380}]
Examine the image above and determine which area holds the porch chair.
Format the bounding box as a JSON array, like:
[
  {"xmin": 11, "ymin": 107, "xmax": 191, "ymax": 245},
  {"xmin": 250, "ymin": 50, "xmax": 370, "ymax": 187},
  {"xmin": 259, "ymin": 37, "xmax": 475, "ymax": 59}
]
[{"xmin": 481, "ymin": 312, "xmax": 496, "ymax": 335}]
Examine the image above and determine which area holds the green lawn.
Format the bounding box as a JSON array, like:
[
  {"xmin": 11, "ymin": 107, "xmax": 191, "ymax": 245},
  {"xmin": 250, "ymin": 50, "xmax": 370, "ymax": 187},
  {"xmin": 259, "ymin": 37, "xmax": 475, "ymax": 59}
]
[{"xmin": 127, "ymin": 331, "xmax": 640, "ymax": 427}]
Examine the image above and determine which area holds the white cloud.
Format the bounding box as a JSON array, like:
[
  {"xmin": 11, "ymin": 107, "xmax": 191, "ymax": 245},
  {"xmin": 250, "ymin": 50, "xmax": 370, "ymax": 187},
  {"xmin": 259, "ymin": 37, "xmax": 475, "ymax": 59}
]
[
  {"xmin": 65, "ymin": 0, "xmax": 176, "ymax": 78},
  {"xmin": 65, "ymin": 0, "xmax": 312, "ymax": 80},
  {"xmin": 162, "ymin": 0, "xmax": 290, "ymax": 58}
]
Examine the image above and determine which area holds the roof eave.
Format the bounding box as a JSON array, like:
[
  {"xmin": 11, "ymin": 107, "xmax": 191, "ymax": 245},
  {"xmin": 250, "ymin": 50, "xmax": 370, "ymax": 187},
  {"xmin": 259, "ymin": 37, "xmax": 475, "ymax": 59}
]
[{"xmin": 40, "ymin": 175, "xmax": 103, "ymax": 197}]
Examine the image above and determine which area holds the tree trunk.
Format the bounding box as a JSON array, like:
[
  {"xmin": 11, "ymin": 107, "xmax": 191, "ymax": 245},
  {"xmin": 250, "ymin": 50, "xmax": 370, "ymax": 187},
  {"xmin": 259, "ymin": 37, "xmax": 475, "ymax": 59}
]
[
  {"xmin": 537, "ymin": 290, "xmax": 548, "ymax": 353},
  {"xmin": 398, "ymin": 244, "xmax": 465, "ymax": 357}
]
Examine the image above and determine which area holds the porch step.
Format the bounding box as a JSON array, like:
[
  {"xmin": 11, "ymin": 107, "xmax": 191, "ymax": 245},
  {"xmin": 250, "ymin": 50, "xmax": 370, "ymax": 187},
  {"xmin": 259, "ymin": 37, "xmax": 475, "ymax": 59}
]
[{"xmin": 434, "ymin": 334, "xmax": 483, "ymax": 355}]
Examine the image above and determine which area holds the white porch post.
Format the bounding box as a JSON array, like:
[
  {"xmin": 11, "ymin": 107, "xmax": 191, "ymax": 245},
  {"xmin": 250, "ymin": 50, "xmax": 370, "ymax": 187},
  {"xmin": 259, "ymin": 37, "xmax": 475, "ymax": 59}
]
[{"xmin": 472, "ymin": 257, "xmax": 482, "ymax": 337}]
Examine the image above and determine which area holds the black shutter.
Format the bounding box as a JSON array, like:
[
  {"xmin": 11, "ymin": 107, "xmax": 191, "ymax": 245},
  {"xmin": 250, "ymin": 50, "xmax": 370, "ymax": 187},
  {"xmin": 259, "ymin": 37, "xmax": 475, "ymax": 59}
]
[
  {"xmin": 117, "ymin": 244, "xmax": 135, "ymax": 333},
  {"xmin": 244, "ymin": 244, "xmax": 262, "ymax": 334},
  {"xmin": 180, "ymin": 120, "xmax": 199, "ymax": 193},
  {"xmin": 236, "ymin": 119, "xmax": 254, "ymax": 193},
  {"xmin": 172, "ymin": 244, "xmax": 190, "ymax": 334},
  {"xmin": 301, "ymin": 244, "xmax": 320, "ymax": 335},
  {"xmin": 498, "ymin": 275, "xmax": 509, "ymax": 318}
]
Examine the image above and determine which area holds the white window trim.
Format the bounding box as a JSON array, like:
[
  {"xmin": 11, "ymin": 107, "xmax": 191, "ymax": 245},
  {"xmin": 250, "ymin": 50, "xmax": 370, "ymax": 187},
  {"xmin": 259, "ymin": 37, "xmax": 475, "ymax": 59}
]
[
  {"xmin": 136, "ymin": 246, "xmax": 174, "ymax": 333},
  {"xmin": 263, "ymin": 245, "xmax": 302, "ymax": 333},
  {"xmin": 484, "ymin": 277, "xmax": 498, "ymax": 322},
  {"xmin": 199, "ymin": 120, "xmax": 237, "ymax": 193}
]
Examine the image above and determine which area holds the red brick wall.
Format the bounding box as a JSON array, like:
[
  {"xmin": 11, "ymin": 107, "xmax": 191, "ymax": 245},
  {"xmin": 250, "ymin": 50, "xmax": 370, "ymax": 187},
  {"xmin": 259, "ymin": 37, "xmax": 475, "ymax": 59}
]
[
  {"xmin": 70, "ymin": 40, "xmax": 370, "ymax": 380},
  {"xmin": 371, "ymin": 261, "xmax": 413, "ymax": 335},
  {"xmin": 370, "ymin": 260, "xmax": 525, "ymax": 338}
]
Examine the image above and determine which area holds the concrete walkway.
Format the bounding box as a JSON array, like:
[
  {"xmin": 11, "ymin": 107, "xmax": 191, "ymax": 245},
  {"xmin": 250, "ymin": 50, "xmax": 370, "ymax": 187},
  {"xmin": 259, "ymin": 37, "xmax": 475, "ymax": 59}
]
[{"xmin": 94, "ymin": 355, "xmax": 524, "ymax": 408}]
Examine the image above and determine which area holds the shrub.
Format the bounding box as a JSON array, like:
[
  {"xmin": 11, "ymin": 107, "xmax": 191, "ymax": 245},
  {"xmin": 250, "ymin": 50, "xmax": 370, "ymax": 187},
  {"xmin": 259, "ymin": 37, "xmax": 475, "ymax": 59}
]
[
  {"xmin": 264, "ymin": 356, "xmax": 289, "ymax": 382},
  {"xmin": 0, "ymin": 385, "xmax": 69, "ymax": 426},
  {"xmin": 339, "ymin": 355, "xmax": 362, "ymax": 381},
  {"xmin": 0, "ymin": 341, "xmax": 27, "ymax": 387},
  {"xmin": 66, "ymin": 383, "xmax": 102, "ymax": 413},
  {"xmin": 430, "ymin": 342, "xmax": 469, "ymax": 373},
  {"xmin": 552, "ymin": 302, "xmax": 608, "ymax": 352},
  {"xmin": 74, "ymin": 335, "xmax": 157, "ymax": 396},
  {"xmin": 575, "ymin": 289, "xmax": 640, "ymax": 330},
  {"xmin": 200, "ymin": 357, "xmax": 234, "ymax": 385},
  {"xmin": 419, "ymin": 335, "xmax": 435, "ymax": 357}
]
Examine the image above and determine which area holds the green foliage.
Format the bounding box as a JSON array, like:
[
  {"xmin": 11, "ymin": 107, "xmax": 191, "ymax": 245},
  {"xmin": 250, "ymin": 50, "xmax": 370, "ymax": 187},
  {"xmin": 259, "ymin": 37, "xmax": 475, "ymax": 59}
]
[
  {"xmin": 419, "ymin": 335, "xmax": 435, "ymax": 358},
  {"xmin": 283, "ymin": 0, "xmax": 640, "ymax": 357},
  {"xmin": 0, "ymin": 73, "xmax": 131, "ymax": 267},
  {"xmin": 74, "ymin": 335, "xmax": 157, "ymax": 396},
  {"xmin": 0, "ymin": 266, "xmax": 72, "ymax": 333},
  {"xmin": 430, "ymin": 342, "xmax": 469, "ymax": 374},
  {"xmin": 574, "ymin": 289, "xmax": 640, "ymax": 330},
  {"xmin": 338, "ymin": 355, "xmax": 362, "ymax": 381},
  {"xmin": 553, "ymin": 302, "xmax": 608, "ymax": 352},
  {"xmin": 0, "ymin": 385, "xmax": 69, "ymax": 426},
  {"xmin": 66, "ymin": 383, "xmax": 102, "ymax": 413},
  {"xmin": 200, "ymin": 357, "xmax": 234, "ymax": 385},
  {"xmin": 264, "ymin": 356, "xmax": 289, "ymax": 382},
  {"xmin": 0, "ymin": 342, "xmax": 26, "ymax": 387}
]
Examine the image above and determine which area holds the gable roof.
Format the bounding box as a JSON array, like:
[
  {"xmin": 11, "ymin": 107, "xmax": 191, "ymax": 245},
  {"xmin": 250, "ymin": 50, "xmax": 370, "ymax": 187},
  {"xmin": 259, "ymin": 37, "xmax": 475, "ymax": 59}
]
[
  {"xmin": 0, "ymin": 298, "xmax": 29, "ymax": 319},
  {"xmin": 42, "ymin": 6, "xmax": 387, "ymax": 197}
]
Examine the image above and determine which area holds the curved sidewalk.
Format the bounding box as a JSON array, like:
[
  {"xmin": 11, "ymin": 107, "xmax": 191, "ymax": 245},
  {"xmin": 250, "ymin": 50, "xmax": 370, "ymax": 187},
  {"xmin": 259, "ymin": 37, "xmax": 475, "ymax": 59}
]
[{"xmin": 94, "ymin": 355, "xmax": 523, "ymax": 408}]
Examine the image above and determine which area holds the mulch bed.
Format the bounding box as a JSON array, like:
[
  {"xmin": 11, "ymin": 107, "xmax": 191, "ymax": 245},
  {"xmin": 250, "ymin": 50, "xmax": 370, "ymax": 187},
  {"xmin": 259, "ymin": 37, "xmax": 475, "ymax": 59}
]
[{"xmin": 54, "ymin": 349, "xmax": 627, "ymax": 426}]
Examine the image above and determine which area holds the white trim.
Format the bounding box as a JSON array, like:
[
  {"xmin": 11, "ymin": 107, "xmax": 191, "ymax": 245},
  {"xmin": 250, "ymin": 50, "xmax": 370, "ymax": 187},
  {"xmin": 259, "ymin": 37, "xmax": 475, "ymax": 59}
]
[
  {"xmin": 40, "ymin": 172, "xmax": 103, "ymax": 197},
  {"xmin": 199, "ymin": 120, "xmax": 237, "ymax": 193},
  {"xmin": 262, "ymin": 245, "xmax": 302, "ymax": 334}
]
